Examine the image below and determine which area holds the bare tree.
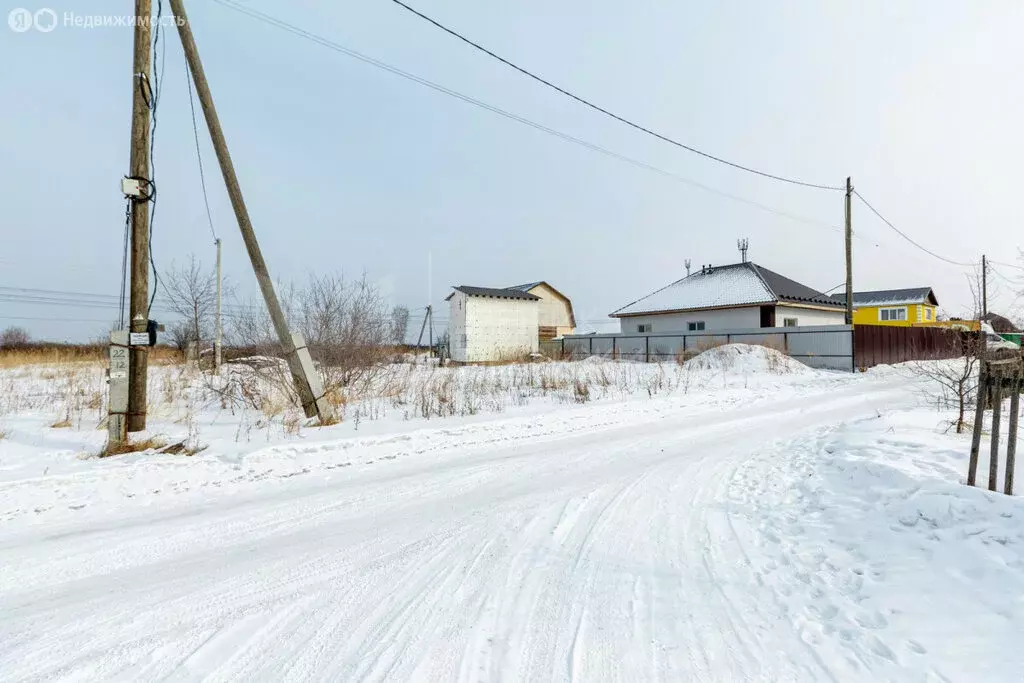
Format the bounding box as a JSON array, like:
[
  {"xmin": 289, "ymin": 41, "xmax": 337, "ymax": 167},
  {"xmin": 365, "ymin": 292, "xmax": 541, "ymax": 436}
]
[
  {"xmin": 227, "ymin": 273, "xmax": 394, "ymax": 397},
  {"xmin": 390, "ymin": 305, "xmax": 410, "ymax": 346},
  {"xmin": 161, "ymin": 255, "xmax": 221, "ymax": 352},
  {"xmin": 0, "ymin": 326, "xmax": 30, "ymax": 348},
  {"xmin": 910, "ymin": 333, "xmax": 983, "ymax": 433}
]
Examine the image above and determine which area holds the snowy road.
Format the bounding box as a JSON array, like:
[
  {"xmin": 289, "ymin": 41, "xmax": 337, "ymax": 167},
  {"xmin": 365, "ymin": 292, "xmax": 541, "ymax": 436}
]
[{"xmin": 0, "ymin": 375, "xmax": 992, "ymax": 681}]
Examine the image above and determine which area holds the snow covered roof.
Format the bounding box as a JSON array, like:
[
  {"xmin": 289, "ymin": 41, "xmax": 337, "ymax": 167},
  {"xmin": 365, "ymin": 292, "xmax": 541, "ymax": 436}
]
[
  {"xmin": 833, "ymin": 287, "xmax": 937, "ymax": 307},
  {"xmin": 610, "ymin": 262, "xmax": 842, "ymax": 317},
  {"xmin": 446, "ymin": 286, "xmax": 540, "ymax": 301}
]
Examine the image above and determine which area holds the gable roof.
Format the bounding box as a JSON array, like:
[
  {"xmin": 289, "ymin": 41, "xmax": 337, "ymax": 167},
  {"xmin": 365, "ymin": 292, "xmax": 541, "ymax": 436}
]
[
  {"xmin": 832, "ymin": 287, "xmax": 938, "ymax": 307},
  {"xmin": 506, "ymin": 281, "xmax": 576, "ymax": 327},
  {"xmin": 610, "ymin": 262, "xmax": 842, "ymax": 318},
  {"xmin": 507, "ymin": 282, "xmax": 543, "ymax": 292},
  {"xmin": 445, "ymin": 285, "xmax": 540, "ymax": 301}
]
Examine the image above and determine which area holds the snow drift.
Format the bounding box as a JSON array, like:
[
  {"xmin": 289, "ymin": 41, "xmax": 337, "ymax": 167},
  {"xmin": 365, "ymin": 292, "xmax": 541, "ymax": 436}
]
[{"xmin": 686, "ymin": 343, "xmax": 814, "ymax": 374}]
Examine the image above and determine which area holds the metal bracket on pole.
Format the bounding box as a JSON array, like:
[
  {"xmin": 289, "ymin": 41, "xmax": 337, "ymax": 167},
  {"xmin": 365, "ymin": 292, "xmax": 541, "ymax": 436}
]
[
  {"xmin": 290, "ymin": 333, "xmax": 335, "ymax": 423},
  {"xmin": 108, "ymin": 330, "xmax": 130, "ymax": 444}
]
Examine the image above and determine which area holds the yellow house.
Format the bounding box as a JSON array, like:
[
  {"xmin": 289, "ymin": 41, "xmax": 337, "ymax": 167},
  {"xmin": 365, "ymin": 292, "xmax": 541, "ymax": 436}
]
[{"xmin": 834, "ymin": 287, "xmax": 939, "ymax": 326}]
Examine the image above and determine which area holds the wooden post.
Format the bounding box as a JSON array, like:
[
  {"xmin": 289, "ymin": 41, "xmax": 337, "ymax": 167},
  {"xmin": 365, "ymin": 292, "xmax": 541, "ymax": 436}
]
[
  {"xmin": 844, "ymin": 176, "xmax": 854, "ymax": 325},
  {"xmin": 989, "ymin": 377, "xmax": 1003, "ymax": 492},
  {"xmin": 561, "ymin": 337, "xmax": 565, "ymax": 359},
  {"xmin": 611, "ymin": 336, "xmax": 616, "ymax": 359},
  {"xmin": 214, "ymin": 237, "xmax": 223, "ymax": 371},
  {"xmin": 589, "ymin": 335, "xmax": 593, "ymax": 357},
  {"xmin": 968, "ymin": 362, "xmax": 987, "ymax": 486},
  {"xmin": 645, "ymin": 336, "xmax": 650, "ymax": 363},
  {"xmin": 170, "ymin": 0, "xmax": 332, "ymax": 422},
  {"xmin": 127, "ymin": 0, "xmax": 152, "ymax": 432},
  {"xmin": 1006, "ymin": 382, "xmax": 1019, "ymax": 495}
]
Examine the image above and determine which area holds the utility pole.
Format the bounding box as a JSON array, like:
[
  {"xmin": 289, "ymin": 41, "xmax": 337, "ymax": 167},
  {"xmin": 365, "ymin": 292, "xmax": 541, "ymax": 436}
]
[
  {"xmin": 844, "ymin": 177, "xmax": 854, "ymax": 326},
  {"xmin": 170, "ymin": 0, "xmax": 333, "ymax": 423},
  {"xmin": 982, "ymin": 254, "xmax": 988, "ymax": 318},
  {"xmin": 214, "ymin": 237, "xmax": 222, "ymax": 371},
  {"xmin": 127, "ymin": 0, "xmax": 153, "ymax": 432},
  {"xmin": 428, "ymin": 305, "xmax": 434, "ymax": 358}
]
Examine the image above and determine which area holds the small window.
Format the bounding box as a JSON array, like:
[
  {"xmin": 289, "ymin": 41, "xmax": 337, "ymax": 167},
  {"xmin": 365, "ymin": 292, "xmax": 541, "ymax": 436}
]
[
  {"xmin": 879, "ymin": 307, "xmax": 907, "ymax": 322},
  {"xmin": 687, "ymin": 321, "xmax": 705, "ymax": 331},
  {"xmin": 925, "ymin": 308, "xmax": 933, "ymax": 321},
  {"xmin": 783, "ymin": 317, "xmax": 798, "ymax": 327},
  {"xmin": 637, "ymin": 323, "xmax": 653, "ymax": 333}
]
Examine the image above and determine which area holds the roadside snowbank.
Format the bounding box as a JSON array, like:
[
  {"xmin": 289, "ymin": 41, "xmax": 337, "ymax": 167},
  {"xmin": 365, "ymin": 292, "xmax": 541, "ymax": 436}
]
[
  {"xmin": 686, "ymin": 342, "xmax": 815, "ymax": 374},
  {"xmin": 729, "ymin": 407, "xmax": 1024, "ymax": 681}
]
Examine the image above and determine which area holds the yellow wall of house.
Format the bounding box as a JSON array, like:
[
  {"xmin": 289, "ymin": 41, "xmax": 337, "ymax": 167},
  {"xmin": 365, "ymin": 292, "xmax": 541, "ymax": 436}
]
[{"xmin": 852, "ymin": 304, "xmax": 937, "ymax": 326}]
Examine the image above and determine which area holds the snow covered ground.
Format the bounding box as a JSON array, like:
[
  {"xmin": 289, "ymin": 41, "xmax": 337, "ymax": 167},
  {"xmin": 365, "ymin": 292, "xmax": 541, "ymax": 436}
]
[{"xmin": 0, "ymin": 347, "xmax": 1022, "ymax": 681}]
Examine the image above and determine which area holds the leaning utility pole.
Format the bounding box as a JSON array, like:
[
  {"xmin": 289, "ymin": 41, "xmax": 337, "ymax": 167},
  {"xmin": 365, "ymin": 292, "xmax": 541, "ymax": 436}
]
[
  {"xmin": 982, "ymin": 254, "xmax": 988, "ymax": 318},
  {"xmin": 214, "ymin": 237, "xmax": 223, "ymax": 371},
  {"xmin": 127, "ymin": 0, "xmax": 153, "ymax": 432},
  {"xmin": 844, "ymin": 177, "xmax": 854, "ymax": 325},
  {"xmin": 170, "ymin": 0, "xmax": 334, "ymax": 423}
]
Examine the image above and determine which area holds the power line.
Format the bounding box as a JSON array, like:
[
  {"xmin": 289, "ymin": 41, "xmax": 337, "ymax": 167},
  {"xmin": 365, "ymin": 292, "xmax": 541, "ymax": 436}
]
[
  {"xmin": 207, "ymin": 0, "xmax": 844, "ymax": 235},
  {"xmin": 852, "ymin": 190, "xmax": 976, "ymax": 267},
  {"xmin": 185, "ymin": 53, "xmax": 218, "ymax": 243},
  {"xmin": 387, "ymin": 0, "xmax": 843, "ymax": 192},
  {"xmin": 0, "ymin": 315, "xmax": 116, "ymax": 324}
]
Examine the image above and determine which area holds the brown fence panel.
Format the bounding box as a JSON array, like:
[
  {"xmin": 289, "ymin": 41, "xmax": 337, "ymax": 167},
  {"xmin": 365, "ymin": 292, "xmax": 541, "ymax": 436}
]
[{"xmin": 855, "ymin": 325, "xmax": 967, "ymax": 369}]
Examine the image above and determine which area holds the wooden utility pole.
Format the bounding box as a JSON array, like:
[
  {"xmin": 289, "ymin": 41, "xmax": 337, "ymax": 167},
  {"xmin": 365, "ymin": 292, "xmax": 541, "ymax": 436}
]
[
  {"xmin": 170, "ymin": 0, "xmax": 333, "ymax": 423},
  {"xmin": 127, "ymin": 0, "xmax": 153, "ymax": 432},
  {"xmin": 844, "ymin": 177, "xmax": 854, "ymax": 326},
  {"xmin": 214, "ymin": 237, "xmax": 223, "ymax": 371},
  {"xmin": 982, "ymin": 254, "xmax": 988, "ymax": 318}
]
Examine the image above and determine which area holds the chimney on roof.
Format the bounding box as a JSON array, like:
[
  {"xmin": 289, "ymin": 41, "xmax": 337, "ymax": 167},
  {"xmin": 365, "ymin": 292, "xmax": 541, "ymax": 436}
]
[
  {"xmin": 737, "ymin": 238, "xmax": 749, "ymax": 263},
  {"xmin": 685, "ymin": 259, "xmax": 691, "ymax": 276}
]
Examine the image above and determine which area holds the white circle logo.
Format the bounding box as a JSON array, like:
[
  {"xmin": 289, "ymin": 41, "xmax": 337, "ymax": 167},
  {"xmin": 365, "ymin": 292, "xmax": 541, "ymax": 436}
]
[
  {"xmin": 33, "ymin": 8, "xmax": 56, "ymax": 32},
  {"xmin": 8, "ymin": 8, "xmax": 33, "ymax": 32}
]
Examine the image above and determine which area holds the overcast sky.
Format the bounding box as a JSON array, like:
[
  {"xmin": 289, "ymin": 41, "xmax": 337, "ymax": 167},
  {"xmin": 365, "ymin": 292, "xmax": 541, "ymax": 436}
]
[{"xmin": 2, "ymin": 0, "xmax": 1023, "ymax": 341}]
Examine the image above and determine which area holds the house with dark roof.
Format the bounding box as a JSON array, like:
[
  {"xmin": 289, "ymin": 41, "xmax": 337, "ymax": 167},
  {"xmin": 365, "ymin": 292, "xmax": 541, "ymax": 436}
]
[
  {"xmin": 609, "ymin": 262, "xmax": 845, "ymax": 333},
  {"xmin": 832, "ymin": 287, "xmax": 938, "ymax": 326},
  {"xmin": 446, "ymin": 285, "xmax": 541, "ymax": 362},
  {"xmin": 506, "ymin": 281, "xmax": 576, "ymax": 340}
]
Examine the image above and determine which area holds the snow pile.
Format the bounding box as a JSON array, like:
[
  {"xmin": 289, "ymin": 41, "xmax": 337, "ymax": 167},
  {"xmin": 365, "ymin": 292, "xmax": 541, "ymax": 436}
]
[
  {"xmin": 686, "ymin": 343, "xmax": 814, "ymax": 374},
  {"xmin": 729, "ymin": 408, "xmax": 1024, "ymax": 681}
]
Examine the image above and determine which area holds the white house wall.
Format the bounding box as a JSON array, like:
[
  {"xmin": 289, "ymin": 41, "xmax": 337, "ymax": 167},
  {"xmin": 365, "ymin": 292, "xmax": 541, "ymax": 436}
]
[
  {"xmin": 774, "ymin": 305, "xmax": 845, "ymax": 327},
  {"xmin": 451, "ymin": 295, "xmax": 539, "ymax": 362},
  {"xmin": 448, "ymin": 290, "xmax": 469, "ymax": 362},
  {"xmin": 617, "ymin": 307, "xmax": 760, "ymax": 334}
]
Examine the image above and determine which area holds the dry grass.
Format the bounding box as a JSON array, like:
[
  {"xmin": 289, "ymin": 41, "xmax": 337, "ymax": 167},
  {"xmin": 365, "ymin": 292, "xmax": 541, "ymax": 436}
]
[
  {"xmin": 0, "ymin": 344, "xmax": 183, "ymax": 368},
  {"xmin": 99, "ymin": 435, "xmax": 168, "ymax": 458},
  {"xmin": 0, "ymin": 428, "xmax": 8, "ymax": 441},
  {"xmin": 50, "ymin": 418, "xmax": 72, "ymax": 429}
]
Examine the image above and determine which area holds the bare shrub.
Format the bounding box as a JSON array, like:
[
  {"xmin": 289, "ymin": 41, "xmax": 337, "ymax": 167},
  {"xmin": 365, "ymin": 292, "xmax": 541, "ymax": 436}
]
[
  {"xmin": 907, "ymin": 334, "xmax": 983, "ymax": 433},
  {"xmin": 1, "ymin": 326, "xmax": 30, "ymax": 349}
]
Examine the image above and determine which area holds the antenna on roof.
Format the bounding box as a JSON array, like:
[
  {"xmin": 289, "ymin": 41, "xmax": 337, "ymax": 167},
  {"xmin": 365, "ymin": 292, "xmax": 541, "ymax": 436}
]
[
  {"xmin": 685, "ymin": 259, "xmax": 691, "ymax": 276},
  {"xmin": 737, "ymin": 238, "xmax": 749, "ymax": 263}
]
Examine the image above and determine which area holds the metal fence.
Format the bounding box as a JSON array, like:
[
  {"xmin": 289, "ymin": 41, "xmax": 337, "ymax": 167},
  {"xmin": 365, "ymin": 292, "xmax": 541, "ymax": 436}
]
[
  {"xmin": 541, "ymin": 325, "xmax": 854, "ymax": 371},
  {"xmin": 854, "ymin": 324, "xmax": 968, "ymax": 368}
]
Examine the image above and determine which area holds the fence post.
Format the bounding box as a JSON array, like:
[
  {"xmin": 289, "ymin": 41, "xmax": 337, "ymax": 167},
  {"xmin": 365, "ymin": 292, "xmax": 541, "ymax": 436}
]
[
  {"xmin": 726, "ymin": 333, "xmax": 731, "ymax": 345},
  {"xmin": 561, "ymin": 337, "xmax": 565, "ymax": 359},
  {"xmin": 1006, "ymin": 383, "xmax": 1019, "ymax": 495},
  {"xmin": 611, "ymin": 336, "xmax": 616, "ymax": 359},
  {"xmin": 990, "ymin": 377, "xmax": 1004, "ymax": 492},
  {"xmin": 589, "ymin": 336, "xmax": 593, "ymax": 357},
  {"xmin": 968, "ymin": 362, "xmax": 987, "ymax": 486},
  {"xmin": 645, "ymin": 336, "xmax": 650, "ymax": 363}
]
